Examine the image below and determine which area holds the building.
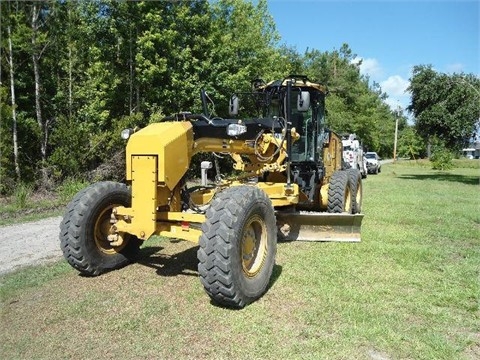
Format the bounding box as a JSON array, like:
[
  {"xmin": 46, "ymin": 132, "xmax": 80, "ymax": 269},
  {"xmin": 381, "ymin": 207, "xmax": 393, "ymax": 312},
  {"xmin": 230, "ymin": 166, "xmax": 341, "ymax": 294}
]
[{"xmin": 462, "ymin": 140, "xmax": 480, "ymax": 159}]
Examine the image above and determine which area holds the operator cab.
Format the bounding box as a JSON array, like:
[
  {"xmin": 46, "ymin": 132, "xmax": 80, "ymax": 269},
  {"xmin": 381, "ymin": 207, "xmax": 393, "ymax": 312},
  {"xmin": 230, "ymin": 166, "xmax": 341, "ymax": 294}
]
[
  {"xmin": 193, "ymin": 75, "xmax": 330, "ymax": 205},
  {"xmin": 288, "ymin": 91, "xmax": 318, "ymax": 163},
  {"xmin": 254, "ymin": 76, "xmax": 328, "ymax": 165},
  {"xmin": 253, "ymin": 76, "xmax": 329, "ymax": 205}
]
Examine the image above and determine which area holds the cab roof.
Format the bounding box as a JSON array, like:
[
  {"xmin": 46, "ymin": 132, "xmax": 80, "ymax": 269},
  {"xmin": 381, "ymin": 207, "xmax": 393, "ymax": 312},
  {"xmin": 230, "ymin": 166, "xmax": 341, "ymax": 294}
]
[{"xmin": 255, "ymin": 75, "xmax": 328, "ymax": 94}]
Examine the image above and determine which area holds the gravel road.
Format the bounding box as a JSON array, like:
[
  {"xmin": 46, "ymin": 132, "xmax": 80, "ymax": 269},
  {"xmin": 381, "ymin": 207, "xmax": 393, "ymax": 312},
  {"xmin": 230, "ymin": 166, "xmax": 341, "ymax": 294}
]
[{"xmin": 0, "ymin": 216, "xmax": 63, "ymax": 275}]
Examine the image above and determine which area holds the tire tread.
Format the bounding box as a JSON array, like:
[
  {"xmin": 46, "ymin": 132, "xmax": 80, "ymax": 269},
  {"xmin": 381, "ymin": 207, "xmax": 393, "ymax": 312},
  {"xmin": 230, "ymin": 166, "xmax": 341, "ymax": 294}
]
[
  {"xmin": 197, "ymin": 186, "xmax": 276, "ymax": 308},
  {"xmin": 59, "ymin": 181, "xmax": 139, "ymax": 276}
]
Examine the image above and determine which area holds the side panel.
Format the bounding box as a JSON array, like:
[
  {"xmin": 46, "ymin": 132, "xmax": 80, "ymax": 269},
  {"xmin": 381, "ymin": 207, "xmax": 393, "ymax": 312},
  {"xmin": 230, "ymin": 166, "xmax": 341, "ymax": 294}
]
[
  {"xmin": 126, "ymin": 122, "xmax": 193, "ymax": 190},
  {"xmin": 123, "ymin": 155, "xmax": 158, "ymax": 240}
]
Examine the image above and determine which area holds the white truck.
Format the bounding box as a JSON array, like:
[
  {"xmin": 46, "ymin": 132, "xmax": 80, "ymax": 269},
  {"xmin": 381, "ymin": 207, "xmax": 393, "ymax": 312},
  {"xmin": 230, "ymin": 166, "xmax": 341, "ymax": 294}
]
[{"xmin": 342, "ymin": 134, "xmax": 367, "ymax": 178}]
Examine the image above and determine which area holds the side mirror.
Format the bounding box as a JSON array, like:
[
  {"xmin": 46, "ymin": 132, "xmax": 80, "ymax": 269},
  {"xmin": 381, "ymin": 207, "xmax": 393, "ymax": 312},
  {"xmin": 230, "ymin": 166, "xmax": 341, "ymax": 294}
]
[
  {"xmin": 229, "ymin": 95, "xmax": 239, "ymax": 116},
  {"xmin": 297, "ymin": 91, "xmax": 310, "ymax": 112}
]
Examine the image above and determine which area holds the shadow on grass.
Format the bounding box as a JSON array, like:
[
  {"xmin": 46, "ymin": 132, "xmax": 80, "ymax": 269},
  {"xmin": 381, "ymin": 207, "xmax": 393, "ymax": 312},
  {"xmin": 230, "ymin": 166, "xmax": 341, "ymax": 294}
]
[
  {"xmin": 136, "ymin": 245, "xmax": 199, "ymax": 277},
  {"xmin": 398, "ymin": 173, "xmax": 479, "ymax": 186},
  {"xmin": 136, "ymin": 244, "xmax": 283, "ymax": 283},
  {"xmin": 270, "ymin": 263, "xmax": 283, "ymax": 288},
  {"xmin": 208, "ymin": 264, "xmax": 283, "ymax": 310},
  {"xmin": 136, "ymin": 243, "xmax": 283, "ymax": 310}
]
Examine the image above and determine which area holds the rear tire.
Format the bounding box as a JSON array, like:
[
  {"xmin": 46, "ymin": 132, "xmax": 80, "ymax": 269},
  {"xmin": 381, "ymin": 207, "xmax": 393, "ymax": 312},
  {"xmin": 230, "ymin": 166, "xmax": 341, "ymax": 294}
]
[
  {"xmin": 197, "ymin": 186, "xmax": 277, "ymax": 308},
  {"xmin": 327, "ymin": 171, "xmax": 353, "ymax": 213},
  {"xmin": 347, "ymin": 168, "xmax": 362, "ymax": 214},
  {"xmin": 60, "ymin": 181, "xmax": 141, "ymax": 276}
]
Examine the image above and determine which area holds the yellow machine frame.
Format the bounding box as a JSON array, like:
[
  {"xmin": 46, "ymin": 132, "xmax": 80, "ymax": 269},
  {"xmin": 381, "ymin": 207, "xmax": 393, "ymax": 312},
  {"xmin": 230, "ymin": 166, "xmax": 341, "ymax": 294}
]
[{"xmin": 112, "ymin": 117, "xmax": 346, "ymax": 245}]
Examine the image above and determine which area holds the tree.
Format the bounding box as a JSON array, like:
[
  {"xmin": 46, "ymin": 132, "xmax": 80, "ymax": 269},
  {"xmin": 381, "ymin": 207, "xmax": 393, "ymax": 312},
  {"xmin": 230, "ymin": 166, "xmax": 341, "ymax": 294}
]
[
  {"xmin": 302, "ymin": 44, "xmax": 398, "ymax": 156},
  {"xmin": 397, "ymin": 126, "xmax": 425, "ymax": 159},
  {"xmin": 0, "ymin": 86, "xmax": 13, "ymax": 193},
  {"xmin": 30, "ymin": 2, "xmax": 51, "ymax": 186},
  {"xmin": 205, "ymin": 0, "xmax": 287, "ymax": 114},
  {"xmin": 1, "ymin": 0, "xmax": 41, "ymax": 188},
  {"xmin": 0, "ymin": 0, "xmax": 401, "ymax": 189},
  {"xmin": 408, "ymin": 65, "xmax": 480, "ymax": 152},
  {"xmin": 5, "ymin": 14, "xmax": 20, "ymax": 179}
]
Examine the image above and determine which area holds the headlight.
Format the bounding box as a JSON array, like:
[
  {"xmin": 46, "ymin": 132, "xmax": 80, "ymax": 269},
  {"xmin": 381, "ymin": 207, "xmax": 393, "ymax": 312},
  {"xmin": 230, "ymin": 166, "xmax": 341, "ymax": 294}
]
[
  {"xmin": 227, "ymin": 123, "xmax": 247, "ymax": 136},
  {"xmin": 121, "ymin": 128, "xmax": 134, "ymax": 140}
]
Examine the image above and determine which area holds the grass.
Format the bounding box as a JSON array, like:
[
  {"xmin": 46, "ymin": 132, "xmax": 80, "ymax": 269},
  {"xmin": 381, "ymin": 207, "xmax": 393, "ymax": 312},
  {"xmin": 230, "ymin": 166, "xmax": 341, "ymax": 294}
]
[
  {"xmin": 453, "ymin": 158, "xmax": 480, "ymax": 169},
  {"xmin": 1, "ymin": 162, "xmax": 479, "ymax": 359},
  {"xmin": 0, "ymin": 178, "xmax": 89, "ymax": 226},
  {"xmin": 0, "ymin": 193, "xmax": 62, "ymax": 226}
]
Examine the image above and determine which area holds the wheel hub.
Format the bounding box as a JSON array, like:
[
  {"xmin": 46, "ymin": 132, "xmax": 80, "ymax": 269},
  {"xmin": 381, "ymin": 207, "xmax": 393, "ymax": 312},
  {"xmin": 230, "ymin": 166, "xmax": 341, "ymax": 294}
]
[
  {"xmin": 94, "ymin": 205, "xmax": 127, "ymax": 254},
  {"xmin": 241, "ymin": 215, "xmax": 268, "ymax": 277}
]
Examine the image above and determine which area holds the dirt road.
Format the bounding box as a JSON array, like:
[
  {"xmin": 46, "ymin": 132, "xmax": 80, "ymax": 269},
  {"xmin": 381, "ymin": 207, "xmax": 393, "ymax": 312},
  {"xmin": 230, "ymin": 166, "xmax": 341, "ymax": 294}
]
[{"xmin": 0, "ymin": 217, "xmax": 63, "ymax": 275}]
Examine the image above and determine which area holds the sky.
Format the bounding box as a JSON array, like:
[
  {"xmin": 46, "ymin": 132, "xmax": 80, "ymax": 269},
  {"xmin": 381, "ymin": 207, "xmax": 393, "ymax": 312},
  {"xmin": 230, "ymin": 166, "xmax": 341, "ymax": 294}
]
[{"xmin": 267, "ymin": 0, "xmax": 479, "ymax": 113}]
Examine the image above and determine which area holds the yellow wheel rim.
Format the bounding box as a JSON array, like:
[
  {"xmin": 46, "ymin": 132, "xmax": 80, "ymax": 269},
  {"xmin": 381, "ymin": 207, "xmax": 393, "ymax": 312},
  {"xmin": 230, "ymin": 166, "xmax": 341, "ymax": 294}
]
[
  {"xmin": 356, "ymin": 181, "xmax": 362, "ymax": 211},
  {"xmin": 344, "ymin": 187, "xmax": 352, "ymax": 213},
  {"xmin": 94, "ymin": 205, "xmax": 127, "ymax": 255},
  {"xmin": 241, "ymin": 214, "xmax": 268, "ymax": 277}
]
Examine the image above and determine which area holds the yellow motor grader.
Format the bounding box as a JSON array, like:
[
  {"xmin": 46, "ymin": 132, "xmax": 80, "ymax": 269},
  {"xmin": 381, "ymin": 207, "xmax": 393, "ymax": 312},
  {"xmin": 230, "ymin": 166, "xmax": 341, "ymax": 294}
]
[{"xmin": 60, "ymin": 75, "xmax": 363, "ymax": 308}]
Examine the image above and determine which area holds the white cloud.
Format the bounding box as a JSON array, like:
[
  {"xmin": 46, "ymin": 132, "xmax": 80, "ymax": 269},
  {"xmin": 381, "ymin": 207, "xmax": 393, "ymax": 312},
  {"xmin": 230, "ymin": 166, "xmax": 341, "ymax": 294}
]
[
  {"xmin": 380, "ymin": 75, "xmax": 411, "ymax": 118},
  {"xmin": 380, "ymin": 75, "xmax": 410, "ymax": 97},
  {"xmin": 352, "ymin": 57, "xmax": 383, "ymax": 79},
  {"xmin": 351, "ymin": 57, "xmax": 412, "ymax": 116}
]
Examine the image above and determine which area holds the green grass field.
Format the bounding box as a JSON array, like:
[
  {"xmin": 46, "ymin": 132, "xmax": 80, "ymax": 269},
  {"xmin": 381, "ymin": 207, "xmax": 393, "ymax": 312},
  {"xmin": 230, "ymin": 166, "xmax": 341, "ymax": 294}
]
[{"xmin": 1, "ymin": 161, "xmax": 479, "ymax": 359}]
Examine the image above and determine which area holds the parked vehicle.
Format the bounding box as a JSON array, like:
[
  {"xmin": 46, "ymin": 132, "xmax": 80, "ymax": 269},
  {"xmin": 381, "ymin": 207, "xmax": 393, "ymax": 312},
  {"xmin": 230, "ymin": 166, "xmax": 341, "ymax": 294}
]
[
  {"xmin": 342, "ymin": 134, "xmax": 367, "ymax": 178},
  {"xmin": 60, "ymin": 75, "xmax": 364, "ymax": 309},
  {"xmin": 365, "ymin": 152, "xmax": 381, "ymax": 174}
]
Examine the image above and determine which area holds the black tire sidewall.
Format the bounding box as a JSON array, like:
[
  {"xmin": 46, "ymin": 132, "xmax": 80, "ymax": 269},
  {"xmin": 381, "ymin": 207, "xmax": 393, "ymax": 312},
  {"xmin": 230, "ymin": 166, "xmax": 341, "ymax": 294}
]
[
  {"xmin": 230, "ymin": 191, "xmax": 277, "ymax": 299},
  {"xmin": 63, "ymin": 182, "xmax": 140, "ymax": 275},
  {"xmin": 81, "ymin": 186, "xmax": 132, "ymax": 272},
  {"xmin": 327, "ymin": 171, "xmax": 352, "ymax": 213},
  {"xmin": 198, "ymin": 185, "xmax": 277, "ymax": 307},
  {"xmin": 347, "ymin": 168, "xmax": 362, "ymax": 214}
]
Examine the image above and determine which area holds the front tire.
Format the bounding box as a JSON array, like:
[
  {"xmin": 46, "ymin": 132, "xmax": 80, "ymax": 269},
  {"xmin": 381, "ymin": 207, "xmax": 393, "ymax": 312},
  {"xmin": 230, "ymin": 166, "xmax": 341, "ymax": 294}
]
[
  {"xmin": 60, "ymin": 181, "xmax": 141, "ymax": 276},
  {"xmin": 197, "ymin": 186, "xmax": 277, "ymax": 308}
]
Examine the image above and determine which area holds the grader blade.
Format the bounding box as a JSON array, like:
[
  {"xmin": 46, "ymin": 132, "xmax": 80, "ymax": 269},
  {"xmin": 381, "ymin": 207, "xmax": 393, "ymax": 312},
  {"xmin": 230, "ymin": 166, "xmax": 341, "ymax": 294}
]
[{"xmin": 276, "ymin": 212, "xmax": 363, "ymax": 242}]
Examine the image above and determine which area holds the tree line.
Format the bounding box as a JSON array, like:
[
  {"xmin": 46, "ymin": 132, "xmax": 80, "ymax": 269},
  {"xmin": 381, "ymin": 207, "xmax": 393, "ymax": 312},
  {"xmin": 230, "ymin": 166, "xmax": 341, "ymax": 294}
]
[
  {"xmin": 4, "ymin": 0, "xmax": 475, "ymax": 194},
  {"xmin": 408, "ymin": 65, "xmax": 480, "ymax": 161}
]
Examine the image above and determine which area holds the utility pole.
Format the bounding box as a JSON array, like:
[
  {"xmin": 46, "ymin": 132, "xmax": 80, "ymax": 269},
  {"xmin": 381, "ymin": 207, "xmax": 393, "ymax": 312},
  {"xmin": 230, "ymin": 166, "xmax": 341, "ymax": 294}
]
[{"xmin": 393, "ymin": 103, "xmax": 400, "ymax": 163}]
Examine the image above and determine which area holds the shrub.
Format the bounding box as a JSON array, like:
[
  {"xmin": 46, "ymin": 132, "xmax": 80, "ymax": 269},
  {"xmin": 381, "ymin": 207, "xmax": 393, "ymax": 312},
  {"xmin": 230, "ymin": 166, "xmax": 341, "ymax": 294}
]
[
  {"xmin": 57, "ymin": 178, "xmax": 89, "ymax": 203},
  {"xmin": 430, "ymin": 145, "xmax": 454, "ymax": 170},
  {"xmin": 14, "ymin": 183, "xmax": 32, "ymax": 209}
]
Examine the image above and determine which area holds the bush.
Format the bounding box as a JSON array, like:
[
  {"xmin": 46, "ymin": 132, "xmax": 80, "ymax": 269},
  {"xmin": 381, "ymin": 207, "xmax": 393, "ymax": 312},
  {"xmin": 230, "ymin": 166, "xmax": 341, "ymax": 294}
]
[
  {"xmin": 57, "ymin": 178, "xmax": 90, "ymax": 203},
  {"xmin": 48, "ymin": 116, "xmax": 90, "ymax": 179},
  {"xmin": 430, "ymin": 145, "xmax": 454, "ymax": 170},
  {"xmin": 14, "ymin": 183, "xmax": 32, "ymax": 209}
]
